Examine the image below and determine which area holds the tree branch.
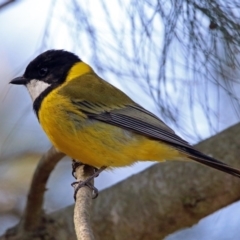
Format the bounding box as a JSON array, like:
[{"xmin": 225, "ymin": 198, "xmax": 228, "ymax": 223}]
[
  {"xmin": 73, "ymin": 164, "xmax": 95, "ymax": 240},
  {"xmin": 21, "ymin": 146, "xmax": 65, "ymax": 231}
]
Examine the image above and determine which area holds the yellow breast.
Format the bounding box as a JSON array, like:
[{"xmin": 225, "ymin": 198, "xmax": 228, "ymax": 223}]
[{"xmin": 39, "ymin": 89, "xmax": 181, "ymax": 168}]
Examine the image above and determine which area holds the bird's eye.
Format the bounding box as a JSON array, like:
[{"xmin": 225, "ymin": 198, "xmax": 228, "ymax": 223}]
[{"xmin": 38, "ymin": 67, "xmax": 48, "ymax": 77}]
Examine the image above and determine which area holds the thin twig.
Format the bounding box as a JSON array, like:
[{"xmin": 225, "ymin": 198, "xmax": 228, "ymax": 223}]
[
  {"xmin": 73, "ymin": 164, "xmax": 95, "ymax": 240},
  {"xmin": 21, "ymin": 146, "xmax": 65, "ymax": 231}
]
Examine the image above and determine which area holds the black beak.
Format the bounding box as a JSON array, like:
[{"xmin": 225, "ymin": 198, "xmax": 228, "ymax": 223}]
[{"xmin": 10, "ymin": 77, "xmax": 28, "ymax": 85}]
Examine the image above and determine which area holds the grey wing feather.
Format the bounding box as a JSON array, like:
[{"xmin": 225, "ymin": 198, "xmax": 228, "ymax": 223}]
[
  {"xmin": 74, "ymin": 100, "xmax": 191, "ymax": 148},
  {"xmin": 72, "ymin": 100, "xmax": 240, "ymax": 177}
]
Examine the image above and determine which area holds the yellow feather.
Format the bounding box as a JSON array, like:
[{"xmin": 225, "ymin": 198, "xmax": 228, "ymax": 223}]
[
  {"xmin": 66, "ymin": 62, "xmax": 92, "ymax": 82},
  {"xmin": 39, "ymin": 62, "xmax": 183, "ymax": 168}
]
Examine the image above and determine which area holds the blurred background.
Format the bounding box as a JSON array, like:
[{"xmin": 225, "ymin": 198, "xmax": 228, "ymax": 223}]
[{"xmin": 1, "ymin": 0, "xmax": 240, "ymax": 239}]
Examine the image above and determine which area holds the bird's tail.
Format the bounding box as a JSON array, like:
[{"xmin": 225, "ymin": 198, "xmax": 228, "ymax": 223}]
[{"xmin": 185, "ymin": 148, "xmax": 240, "ymax": 178}]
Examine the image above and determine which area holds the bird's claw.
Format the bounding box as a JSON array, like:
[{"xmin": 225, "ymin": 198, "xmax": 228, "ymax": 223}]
[
  {"xmin": 71, "ymin": 180, "xmax": 99, "ymax": 200},
  {"xmin": 71, "ymin": 163, "xmax": 107, "ymax": 200},
  {"xmin": 71, "ymin": 160, "xmax": 83, "ymax": 178}
]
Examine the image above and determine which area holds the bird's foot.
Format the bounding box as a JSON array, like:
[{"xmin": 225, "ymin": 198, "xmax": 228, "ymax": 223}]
[
  {"xmin": 71, "ymin": 161, "xmax": 106, "ymax": 200},
  {"xmin": 71, "ymin": 180, "xmax": 99, "ymax": 199}
]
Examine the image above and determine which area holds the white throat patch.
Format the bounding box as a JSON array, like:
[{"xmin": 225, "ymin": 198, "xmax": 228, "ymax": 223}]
[{"xmin": 26, "ymin": 79, "xmax": 50, "ymax": 102}]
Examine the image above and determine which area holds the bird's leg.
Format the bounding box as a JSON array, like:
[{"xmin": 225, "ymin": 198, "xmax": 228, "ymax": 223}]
[
  {"xmin": 71, "ymin": 160, "xmax": 106, "ymax": 200},
  {"xmin": 72, "ymin": 159, "xmax": 100, "ymax": 178},
  {"xmin": 71, "ymin": 159, "xmax": 83, "ymax": 178}
]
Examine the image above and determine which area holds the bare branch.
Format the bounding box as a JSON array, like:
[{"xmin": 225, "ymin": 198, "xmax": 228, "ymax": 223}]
[
  {"xmin": 21, "ymin": 146, "xmax": 65, "ymax": 231},
  {"xmin": 73, "ymin": 164, "xmax": 95, "ymax": 240}
]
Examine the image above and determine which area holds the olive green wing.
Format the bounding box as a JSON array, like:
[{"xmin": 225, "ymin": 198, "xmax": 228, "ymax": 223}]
[{"xmin": 59, "ymin": 73, "xmax": 185, "ymax": 146}]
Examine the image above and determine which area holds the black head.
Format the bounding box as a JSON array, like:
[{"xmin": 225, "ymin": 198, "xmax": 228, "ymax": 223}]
[{"xmin": 10, "ymin": 49, "xmax": 81, "ymax": 85}]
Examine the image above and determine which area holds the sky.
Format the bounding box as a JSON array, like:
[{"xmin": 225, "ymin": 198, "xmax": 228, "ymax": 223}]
[{"xmin": 0, "ymin": 0, "xmax": 240, "ymax": 239}]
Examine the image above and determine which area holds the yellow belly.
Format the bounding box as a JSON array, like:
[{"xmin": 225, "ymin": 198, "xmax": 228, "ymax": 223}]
[{"xmin": 39, "ymin": 93, "xmax": 182, "ymax": 168}]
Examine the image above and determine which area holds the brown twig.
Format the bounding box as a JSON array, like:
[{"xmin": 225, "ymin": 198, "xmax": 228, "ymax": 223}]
[
  {"xmin": 73, "ymin": 164, "xmax": 95, "ymax": 240},
  {"xmin": 21, "ymin": 146, "xmax": 65, "ymax": 231}
]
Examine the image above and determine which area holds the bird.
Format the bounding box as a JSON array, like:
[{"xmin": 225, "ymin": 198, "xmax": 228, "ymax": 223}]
[{"xmin": 10, "ymin": 49, "xmax": 240, "ymax": 197}]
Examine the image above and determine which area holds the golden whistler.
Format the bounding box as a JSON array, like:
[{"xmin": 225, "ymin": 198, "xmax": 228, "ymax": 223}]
[{"xmin": 10, "ymin": 50, "xmax": 240, "ymax": 183}]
